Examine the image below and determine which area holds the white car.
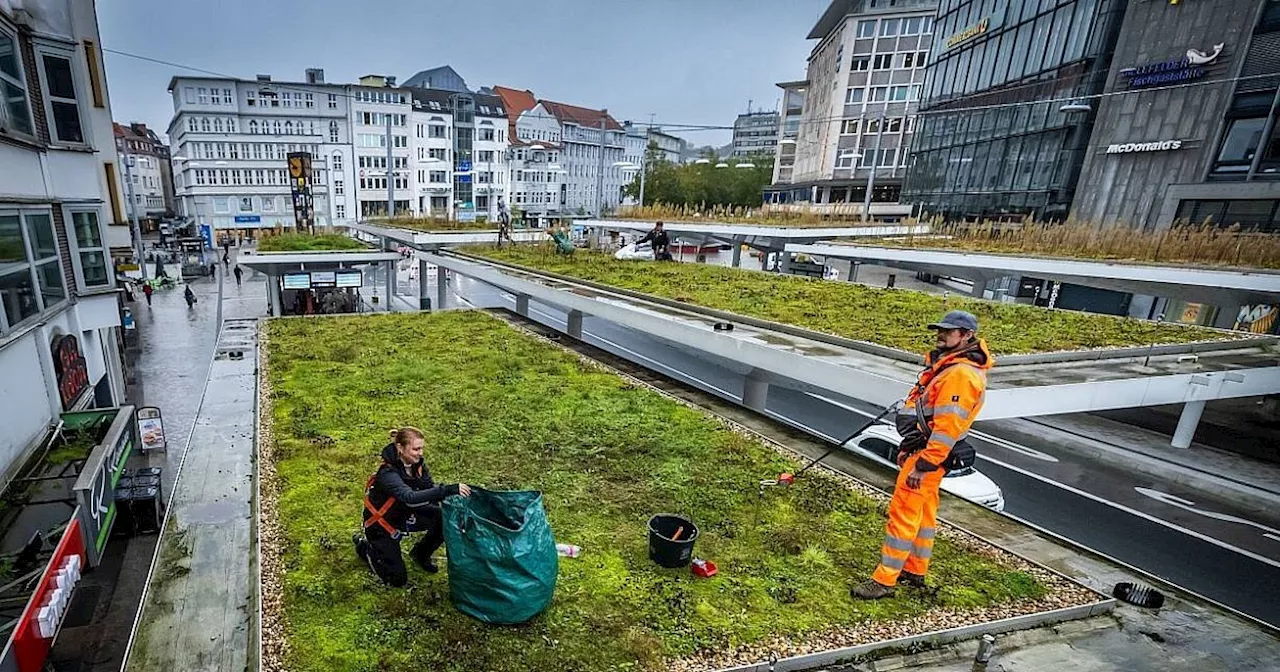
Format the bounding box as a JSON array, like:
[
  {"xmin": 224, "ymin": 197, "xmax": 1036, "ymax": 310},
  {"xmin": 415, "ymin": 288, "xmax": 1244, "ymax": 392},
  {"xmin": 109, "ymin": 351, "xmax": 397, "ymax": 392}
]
[
  {"xmin": 614, "ymin": 241, "xmax": 655, "ymax": 261},
  {"xmin": 844, "ymin": 424, "xmax": 1005, "ymax": 512}
]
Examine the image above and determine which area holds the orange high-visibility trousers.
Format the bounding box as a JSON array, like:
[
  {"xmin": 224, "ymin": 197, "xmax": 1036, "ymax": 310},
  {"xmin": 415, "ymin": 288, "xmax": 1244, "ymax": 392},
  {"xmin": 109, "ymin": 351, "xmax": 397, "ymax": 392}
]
[{"xmin": 871, "ymin": 452, "xmax": 943, "ymax": 587}]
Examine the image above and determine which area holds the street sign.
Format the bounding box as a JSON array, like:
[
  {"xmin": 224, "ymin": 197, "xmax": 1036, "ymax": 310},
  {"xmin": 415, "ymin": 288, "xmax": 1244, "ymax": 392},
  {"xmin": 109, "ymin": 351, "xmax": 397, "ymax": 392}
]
[
  {"xmin": 233, "ymin": 215, "xmax": 261, "ymax": 224},
  {"xmin": 458, "ymin": 159, "xmax": 472, "ymax": 172}
]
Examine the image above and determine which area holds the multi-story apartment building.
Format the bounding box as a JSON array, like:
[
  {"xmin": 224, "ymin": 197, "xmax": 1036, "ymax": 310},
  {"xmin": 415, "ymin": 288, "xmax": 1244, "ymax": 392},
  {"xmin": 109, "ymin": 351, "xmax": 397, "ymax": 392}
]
[
  {"xmin": 731, "ymin": 109, "xmax": 780, "ymax": 158},
  {"xmin": 495, "ymin": 86, "xmax": 628, "ymax": 216},
  {"xmin": 768, "ymin": 0, "xmax": 936, "ymax": 206},
  {"xmin": 349, "ymin": 75, "xmax": 412, "ymax": 219},
  {"xmin": 622, "ymin": 122, "xmax": 687, "ymax": 164},
  {"xmin": 1, "ymin": 0, "xmax": 127, "ymax": 479},
  {"xmin": 771, "ymin": 81, "xmax": 807, "ymax": 185},
  {"xmin": 167, "ymin": 71, "xmax": 345, "ymax": 237},
  {"xmin": 404, "ymin": 84, "xmax": 510, "ymax": 221},
  {"xmin": 113, "ymin": 122, "xmax": 173, "ymax": 231},
  {"xmin": 496, "ymin": 91, "xmax": 567, "ymax": 221}
]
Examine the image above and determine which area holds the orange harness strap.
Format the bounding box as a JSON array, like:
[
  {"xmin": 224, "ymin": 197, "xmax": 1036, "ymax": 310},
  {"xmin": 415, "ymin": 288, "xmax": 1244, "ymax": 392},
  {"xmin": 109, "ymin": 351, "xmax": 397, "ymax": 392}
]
[{"xmin": 362, "ymin": 468, "xmax": 399, "ymax": 536}]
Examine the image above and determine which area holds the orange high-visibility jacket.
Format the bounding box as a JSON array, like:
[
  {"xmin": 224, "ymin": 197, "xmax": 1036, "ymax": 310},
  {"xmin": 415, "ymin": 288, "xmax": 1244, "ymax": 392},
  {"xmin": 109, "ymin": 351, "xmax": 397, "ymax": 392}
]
[{"xmin": 905, "ymin": 338, "xmax": 994, "ymax": 472}]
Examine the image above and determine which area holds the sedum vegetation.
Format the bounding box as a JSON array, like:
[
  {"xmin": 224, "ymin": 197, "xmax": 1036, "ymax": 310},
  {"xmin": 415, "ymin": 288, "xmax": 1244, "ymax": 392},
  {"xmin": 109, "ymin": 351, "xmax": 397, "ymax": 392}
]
[
  {"xmin": 256, "ymin": 232, "xmax": 369, "ymax": 252},
  {"xmin": 880, "ymin": 220, "xmax": 1280, "ymax": 270},
  {"xmin": 465, "ymin": 246, "xmax": 1236, "ymax": 355},
  {"xmin": 370, "ymin": 217, "xmax": 499, "ymax": 232},
  {"xmin": 265, "ymin": 312, "xmax": 1050, "ymax": 671}
]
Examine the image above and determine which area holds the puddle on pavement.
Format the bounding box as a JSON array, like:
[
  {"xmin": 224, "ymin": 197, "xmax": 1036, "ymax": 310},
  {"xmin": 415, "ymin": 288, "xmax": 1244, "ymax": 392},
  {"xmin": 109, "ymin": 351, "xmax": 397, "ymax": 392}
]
[{"xmin": 180, "ymin": 499, "xmax": 246, "ymax": 525}]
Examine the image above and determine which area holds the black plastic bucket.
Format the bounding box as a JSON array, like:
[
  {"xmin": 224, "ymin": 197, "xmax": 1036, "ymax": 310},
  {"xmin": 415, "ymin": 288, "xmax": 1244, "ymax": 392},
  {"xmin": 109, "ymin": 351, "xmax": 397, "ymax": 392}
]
[{"xmin": 648, "ymin": 514, "xmax": 698, "ymax": 568}]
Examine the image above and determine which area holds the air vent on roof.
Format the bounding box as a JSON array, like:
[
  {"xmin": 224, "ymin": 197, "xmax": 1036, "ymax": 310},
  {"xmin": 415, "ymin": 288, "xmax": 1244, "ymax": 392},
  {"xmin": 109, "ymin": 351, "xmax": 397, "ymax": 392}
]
[{"xmin": 256, "ymin": 74, "xmax": 272, "ymax": 82}]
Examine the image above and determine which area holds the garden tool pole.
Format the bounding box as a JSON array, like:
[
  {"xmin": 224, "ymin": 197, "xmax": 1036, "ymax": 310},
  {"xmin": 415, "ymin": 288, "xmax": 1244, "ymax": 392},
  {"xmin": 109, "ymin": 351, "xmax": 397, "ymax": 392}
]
[{"xmin": 792, "ymin": 401, "xmax": 901, "ymax": 479}]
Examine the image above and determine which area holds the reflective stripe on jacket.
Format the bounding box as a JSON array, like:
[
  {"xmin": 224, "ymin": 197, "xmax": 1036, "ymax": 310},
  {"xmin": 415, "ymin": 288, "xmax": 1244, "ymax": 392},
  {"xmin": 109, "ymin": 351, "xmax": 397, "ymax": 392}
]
[{"xmin": 905, "ymin": 338, "xmax": 993, "ymax": 472}]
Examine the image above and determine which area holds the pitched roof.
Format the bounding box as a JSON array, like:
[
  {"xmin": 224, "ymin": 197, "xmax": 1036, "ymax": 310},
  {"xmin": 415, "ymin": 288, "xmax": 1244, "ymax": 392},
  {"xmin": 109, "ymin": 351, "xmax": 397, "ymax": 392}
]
[
  {"xmin": 492, "ymin": 86, "xmax": 538, "ymax": 139},
  {"xmin": 541, "ymin": 100, "xmax": 623, "ymax": 131}
]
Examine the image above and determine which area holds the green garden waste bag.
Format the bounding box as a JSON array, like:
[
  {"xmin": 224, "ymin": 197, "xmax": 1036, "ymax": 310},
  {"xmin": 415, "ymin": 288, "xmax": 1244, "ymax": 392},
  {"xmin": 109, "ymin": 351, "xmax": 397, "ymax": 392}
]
[{"xmin": 442, "ymin": 488, "xmax": 558, "ymax": 624}]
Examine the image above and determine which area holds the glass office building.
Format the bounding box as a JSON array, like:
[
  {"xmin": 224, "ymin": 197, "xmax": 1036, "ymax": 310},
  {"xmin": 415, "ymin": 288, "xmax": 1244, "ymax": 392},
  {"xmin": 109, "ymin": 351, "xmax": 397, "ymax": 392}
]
[{"xmin": 903, "ymin": 0, "xmax": 1126, "ymax": 219}]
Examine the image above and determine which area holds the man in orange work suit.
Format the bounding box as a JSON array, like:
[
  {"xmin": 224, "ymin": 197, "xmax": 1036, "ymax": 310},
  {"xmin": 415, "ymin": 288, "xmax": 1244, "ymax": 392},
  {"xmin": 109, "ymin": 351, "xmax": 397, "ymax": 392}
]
[{"xmin": 854, "ymin": 310, "xmax": 993, "ymax": 599}]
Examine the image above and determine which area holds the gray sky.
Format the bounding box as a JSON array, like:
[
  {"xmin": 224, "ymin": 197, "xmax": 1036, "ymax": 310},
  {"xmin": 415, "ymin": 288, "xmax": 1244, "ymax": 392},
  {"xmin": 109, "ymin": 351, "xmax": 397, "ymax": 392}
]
[{"xmin": 98, "ymin": 0, "xmax": 828, "ymax": 145}]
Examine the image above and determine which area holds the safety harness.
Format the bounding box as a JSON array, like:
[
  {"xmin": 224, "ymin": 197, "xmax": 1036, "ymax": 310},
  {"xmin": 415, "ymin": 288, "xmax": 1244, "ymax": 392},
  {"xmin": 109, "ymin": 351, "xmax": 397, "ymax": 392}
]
[
  {"xmin": 362, "ymin": 459, "xmax": 422, "ymax": 538},
  {"xmin": 903, "ymin": 346, "xmax": 987, "ymax": 470}
]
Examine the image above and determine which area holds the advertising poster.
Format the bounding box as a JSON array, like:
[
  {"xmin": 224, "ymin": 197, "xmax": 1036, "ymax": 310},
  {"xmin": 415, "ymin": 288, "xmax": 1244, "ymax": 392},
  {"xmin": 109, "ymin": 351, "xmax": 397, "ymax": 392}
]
[
  {"xmin": 137, "ymin": 406, "xmax": 167, "ymax": 452},
  {"xmin": 1234, "ymin": 304, "xmax": 1280, "ymax": 335}
]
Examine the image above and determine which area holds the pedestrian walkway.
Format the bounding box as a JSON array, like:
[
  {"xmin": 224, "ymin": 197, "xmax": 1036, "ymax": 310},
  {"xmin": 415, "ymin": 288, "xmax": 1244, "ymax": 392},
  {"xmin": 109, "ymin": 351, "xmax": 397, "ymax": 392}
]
[{"xmin": 122, "ymin": 261, "xmax": 267, "ymax": 672}]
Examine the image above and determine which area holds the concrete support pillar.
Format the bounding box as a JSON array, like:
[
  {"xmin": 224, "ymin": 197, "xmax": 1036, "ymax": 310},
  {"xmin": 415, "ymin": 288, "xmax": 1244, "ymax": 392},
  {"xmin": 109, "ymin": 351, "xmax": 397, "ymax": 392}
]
[
  {"xmin": 385, "ymin": 261, "xmax": 395, "ymax": 312},
  {"xmin": 436, "ymin": 263, "xmax": 448, "ymax": 312},
  {"xmin": 566, "ymin": 310, "xmax": 584, "ymax": 339},
  {"xmin": 268, "ymin": 274, "xmax": 282, "ymax": 316},
  {"xmin": 418, "ymin": 258, "xmax": 431, "ymax": 310},
  {"xmin": 848, "ymin": 261, "xmax": 860, "ymax": 283},
  {"xmin": 731, "ymin": 237, "xmax": 743, "ymax": 268},
  {"xmin": 971, "ymin": 277, "xmax": 988, "ymax": 298},
  {"xmin": 742, "ymin": 370, "xmax": 769, "ymax": 411},
  {"xmin": 515, "ymin": 294, "xmax": 529, "ymax": 317},
  {"xmin": 1172, "ymin": 400, "xmax": 1206, "ymax": 449},
  {"xmin": 779, "ymin": 250, "xmax": 793, "ymax": 274}
]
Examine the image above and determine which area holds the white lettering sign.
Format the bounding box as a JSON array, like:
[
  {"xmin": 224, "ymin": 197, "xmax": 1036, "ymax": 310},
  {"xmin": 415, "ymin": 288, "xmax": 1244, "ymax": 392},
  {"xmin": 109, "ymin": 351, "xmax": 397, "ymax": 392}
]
[{"xmin": 1106, "ymin": 140, "xmax": 1184, "ymax": 154}]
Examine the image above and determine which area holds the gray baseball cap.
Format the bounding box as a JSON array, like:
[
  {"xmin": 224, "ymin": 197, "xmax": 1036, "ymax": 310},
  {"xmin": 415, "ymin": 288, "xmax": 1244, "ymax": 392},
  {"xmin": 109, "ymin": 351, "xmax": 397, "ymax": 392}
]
[{"xmin": 928, "ymin": 310, "xmax": 978, "ymax": 332}]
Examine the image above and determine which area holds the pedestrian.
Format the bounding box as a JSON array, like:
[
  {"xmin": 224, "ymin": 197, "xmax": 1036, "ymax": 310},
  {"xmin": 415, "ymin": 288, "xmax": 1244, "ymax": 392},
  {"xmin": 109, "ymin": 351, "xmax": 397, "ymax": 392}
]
[
  {"xmin": 853, "ymin": 310, "xmax": 993, "ymax": 600},
  {"xmin": 183, "ymin": 285, "xmax": 197, "ymax": 309},
  {"xmin": 233, "ymin": 265, "xmax": 243, "ymax": 286},
  {"xmin": 637, "ymin": 221, "xmax": 672, "ymax": 261},
  {"xmin": 142, "ymin": 282, "xmax": 154, "ymax": 307},
  {"xmin": 353, "ymin": 427, "xmax": 473, "ymax": 587},
  {"xmin": 496, "ymin": 197, "xmax": 513, "ymax": 247},
  {"xmin": 222, "ymin": 251, "xmax": 230, "ymax": 267}
]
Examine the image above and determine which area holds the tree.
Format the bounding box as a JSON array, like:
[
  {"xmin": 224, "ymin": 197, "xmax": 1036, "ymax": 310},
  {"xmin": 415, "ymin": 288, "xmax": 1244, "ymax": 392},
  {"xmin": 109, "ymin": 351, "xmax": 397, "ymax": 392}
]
[{"xmin": 623, "ymin": 148, "xmax": 773, "ymax": 209}]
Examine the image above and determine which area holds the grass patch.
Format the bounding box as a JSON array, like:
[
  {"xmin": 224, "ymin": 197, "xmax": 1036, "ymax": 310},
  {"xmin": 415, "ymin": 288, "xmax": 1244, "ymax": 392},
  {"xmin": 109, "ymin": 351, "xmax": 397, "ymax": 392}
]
[
  {"xmin": 878, "ymin": 221, "xmax": 1280, "ymax": 270},
  {"xmin": 370, "ymin": 217, "xmax": 498, "ymax": 232},
  {"xmin": 618, "ymin": 204, "xmax": 883, "ymax": 228},
  {"xmin": 464, "ymin": 245, "xmax": 1237, "ymax": 355},
  {"xmin": 257, "ymin": 233, "xmax": 369, "ymax": 252},
  {"xmin": 265, "ymin": 312, "xmax": 1055, "ymax": 671}
]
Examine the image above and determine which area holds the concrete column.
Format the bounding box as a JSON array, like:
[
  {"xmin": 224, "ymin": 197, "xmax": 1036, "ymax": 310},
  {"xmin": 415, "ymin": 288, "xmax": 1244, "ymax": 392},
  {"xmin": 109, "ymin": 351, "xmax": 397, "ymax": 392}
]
[
  {"xmin": 385, "ymin": 261, "xmax": 395, "ymax": 312},
  {"xmin": 731, "ymin": 237, "xmax": 743, "ymax": 268},
  {"xmin": 779, "ymin": 250, "xmax": 792, "ymax": 274},
  {"xmin": 566, "ymin": 310, "xmax": 584, "ymax": 339},
  {"xmin": 848, "ymin": 261, "xmax": 860, "ymax": 283},
  {"xmin": 268, "ymin": 274, "xmax": 282, "ymax": 316},
  {"xmin": 1172, "ymin": 400, "xmax": 1206, "ymax": 449},
  {"xmin": 418, "ymin": 258, "xmax": 431, "ymax": 311},
  {"xmin": 436, "ymin": 263, "xmax": 448, "ymax": 312},
  {"xmin": 515, "ymin": 294, "xmax": 529, "ymax": 317},
  {"xmin": 971, "ymin": 277, "xmax": 988, "ymax": 298},
  {"xmin": 742, "ymin": 370, "xmax": 769, "ymax": 411}
]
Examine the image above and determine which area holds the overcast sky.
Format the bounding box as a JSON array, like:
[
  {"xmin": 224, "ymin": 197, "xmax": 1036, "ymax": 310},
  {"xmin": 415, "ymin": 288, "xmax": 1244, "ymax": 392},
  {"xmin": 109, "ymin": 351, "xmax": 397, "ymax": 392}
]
[{"xmin": 98, "ymin": 0, "xmax": 828, "ymax": 145}]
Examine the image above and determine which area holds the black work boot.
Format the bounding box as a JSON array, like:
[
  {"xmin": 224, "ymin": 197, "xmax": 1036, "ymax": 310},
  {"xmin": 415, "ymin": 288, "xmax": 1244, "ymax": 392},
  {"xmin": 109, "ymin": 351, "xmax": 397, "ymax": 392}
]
[
  {"xmin": 899, "ymin": 571, "xmax": 928, "ymax": 588},
  {"xmin": 352, "ymin": 533, "xmax": 367, "ymax": 562},
  {"xmin": 852, "ymin": 580, "xmax": 895, "ymax": 600},
  {"xmin": 411, "ymin": 542, "xmax": 440, "ymax": 573}
]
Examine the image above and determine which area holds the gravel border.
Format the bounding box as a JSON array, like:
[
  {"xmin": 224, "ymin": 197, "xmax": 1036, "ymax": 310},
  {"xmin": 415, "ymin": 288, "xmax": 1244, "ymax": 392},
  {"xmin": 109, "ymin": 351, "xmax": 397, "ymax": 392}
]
[{"xmin": 256, "ymin": 312, "xmax": 1105, "ymax": 672}]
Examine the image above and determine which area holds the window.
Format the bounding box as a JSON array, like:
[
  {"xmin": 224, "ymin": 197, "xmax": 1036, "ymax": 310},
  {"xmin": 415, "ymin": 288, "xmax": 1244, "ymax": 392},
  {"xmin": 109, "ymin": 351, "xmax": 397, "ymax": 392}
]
[
  {"xmin": 859, "ymin": 437, "xmax": 898, "ymax": 462},
  {"xmin": 857, "ymin": 19, "xmax": 876, "ymax": 38},
  {"xmin": 477, "ymin": 150, "xmax": 494, "ymax": 162},
  {"xmin": 198, "ymin": 87, "xmax": 208, "ymax": 104},
  {"xmin": 835, "ymin": 151, "xmax": 858, "ymax": 168},
  {"xmin": 869, "ymin": 86, "xmax": 887, "ymax": 102},
  {"xmin": 902, "ymin": 17, "xmax": 923, "ymax": 36},
  {"xmin": 393, "ymin": 135, "xmax": 407, "ymax": 148},
  {"xmin": 845, "ymin": 88, "xmax": 864, "ymax": 105},
  {"xmin": 850, "ymin": 56, "xmax": 870, "ymax": 72},
  {"xmin": 1, "ymin": 211, "xmax": 66, "ymax": 329},
  {"xmin": 429, "ymin": 148, "xmax": 447, "ymax": 161},
  {"xmin": 229, "ymin": 143, "xmax": 240, "ymax": 159},
  {"xmin": 922, "ymin": 16, "xmax": 933, "ymax": 34},
  {"xmin": 214, "ymin": 118, "xmax": 224, "ymax": 133},
  {"xmin": 335, "ymin": 203, "xmax": 345, "ymax": 219},
  {"xmin": 273, "ymin": 120, "xmax": 281, "ymax": 135},
  {"xmin": 890, "ymin": 85, "xmax": 910, "ymax": 101},
  {"xmin": 214, "ymin": 197, "xmax": 230, "ymax": 214},
  {"xmin": 885, "ymin": 117, "xmax": 903, "ymax": 133},
  {"xmin": 184, "ymin": 87, "xmax": 195, "ymax": 104},
  {"xmin": 479, "ymin": 128, "xmax": 495, "ymax": 141},
  {"xmin": 429, "ymin": 170, "xmax": 447, "ymax": 183},
  {"xmin": 430, "ymin": 124, "xmax": 447, "ymax": 138},
  {"xmin": 40, "ymin": 53, "xmax": 84, "ymax": 144},
  {"xmin": 246, "ymin": 91, "xmax": 257, "ymax": 107},
  {"xmin": 332, "ymin": 152, "xmax": 342, "ymax": 171},
  {"xmin": 195, "ymin": 169, "xmax": 206, "ymax": 185},
  {"xmin": 305, "ymin": 93, "xmax": 314, "ymax": 108},
  {"xmin": 328, "ymin": 93, "xmax": 338, "ymax": 109},
  {"xmin": 880, "ymin": 18, "xmax": 900, "ymax": 36},
  {"xmin": 909, "ymin": 84, "xmax": 921, "ymax": 100},
  {"xmin": 222, "ymin": 88, "xmax": 232, "ymax": 105},
  {"xmin": 879, "ymin": 148, "xmax": 897, "ymax": 167},
  {"xmin": 249, "ymin": 120, "xmax": 258, "ymax": 134},
  {"xmin": 334, "ymin": 180, "xmax": 344, "ymax": 195},
  {"xmin": 1215, "ymin": 117, "xmax": 1265, "ymax": 173},
  {"xmin": 873, "ymin": 54, "xmax": 893, "ymax": 70},
  {"xmin": 201, "ymin": 117, "xmax": 211, "ymax": 132},
  {"xmin": 840, "ymin": 119, "xmax": 860, "ymax": 134}
]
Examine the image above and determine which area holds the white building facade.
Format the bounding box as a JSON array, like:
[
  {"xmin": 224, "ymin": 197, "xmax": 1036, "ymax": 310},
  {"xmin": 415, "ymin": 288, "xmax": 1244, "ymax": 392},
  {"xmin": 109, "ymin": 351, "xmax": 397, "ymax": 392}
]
[
  {"xmin": 766, "ymin": 0, "xmax": 936, "ymax": 205},
  {"xmin": 168, "ymin": 72, "xmax": 346, "ymax": 236},
  {"xmin": 508, "ymin": 102, "xmax": 566, "ymax": 221},
  {"xmin": 0, "ymin": 0, "xmax": 127, "ymax": 480},
  {"xmin": 113, "ymin": 123, "xmax": 171, "ymax": 229},
  {"xmin": 543, "ymin": 102, "xmax": 627, "ymax": 215}
]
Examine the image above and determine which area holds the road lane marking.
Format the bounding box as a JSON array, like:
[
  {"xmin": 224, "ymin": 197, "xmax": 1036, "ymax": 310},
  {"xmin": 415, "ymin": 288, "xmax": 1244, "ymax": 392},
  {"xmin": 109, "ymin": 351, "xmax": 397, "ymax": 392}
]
[
  {"xmin": 476, "ymin": 286, "xmax": 1279, "ymax": 568},
  {"xmin": 1135, "ymin": 487, "xmax": 1280, "ymax": 539}
]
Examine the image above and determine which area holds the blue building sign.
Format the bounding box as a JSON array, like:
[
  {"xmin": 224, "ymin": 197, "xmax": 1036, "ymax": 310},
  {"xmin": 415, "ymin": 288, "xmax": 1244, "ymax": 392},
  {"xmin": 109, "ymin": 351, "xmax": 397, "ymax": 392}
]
[
  {"xmin": 198, "ymin": 224, "xmax": 214, "ymax": 250},
  {"xmin": 233, "ymin": 215, "xmax": 262, "ymax": 224},
  {"xmin": 458, "ymin": 159, "xmax": 472, "ymax": 172}
]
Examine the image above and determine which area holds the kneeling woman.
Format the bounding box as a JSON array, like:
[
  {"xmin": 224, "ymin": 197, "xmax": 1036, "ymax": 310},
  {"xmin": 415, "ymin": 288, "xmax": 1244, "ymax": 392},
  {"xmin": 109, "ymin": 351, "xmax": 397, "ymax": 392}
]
[{"xmin": 354, "ymin": 426, "xmax": 472, "ymax": 587}]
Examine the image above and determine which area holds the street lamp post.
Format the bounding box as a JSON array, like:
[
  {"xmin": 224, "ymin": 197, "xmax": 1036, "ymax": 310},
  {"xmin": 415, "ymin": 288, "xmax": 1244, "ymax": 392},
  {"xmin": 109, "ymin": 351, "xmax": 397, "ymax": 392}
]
[{"xmin": 862, "ymin": 114, "xmax": 886, "ymax": 225}]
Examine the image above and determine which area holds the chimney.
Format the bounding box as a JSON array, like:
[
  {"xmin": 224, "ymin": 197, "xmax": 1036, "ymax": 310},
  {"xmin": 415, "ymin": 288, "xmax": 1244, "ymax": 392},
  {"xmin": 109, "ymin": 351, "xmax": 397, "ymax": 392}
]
[
  {"xmin": 386, "ymin": 75, "xmax": 397, "ymax": 87},
  {"xmin": 256, "ymin": 74, "xmax": 272, "ymax": 82},
  {"xmin": 130, "ymin": 122, "xmax": 148, "ymax": 136},
  {"xmin": 305, "ymin": 68, "xmax": 325, "ymax": 84}
]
